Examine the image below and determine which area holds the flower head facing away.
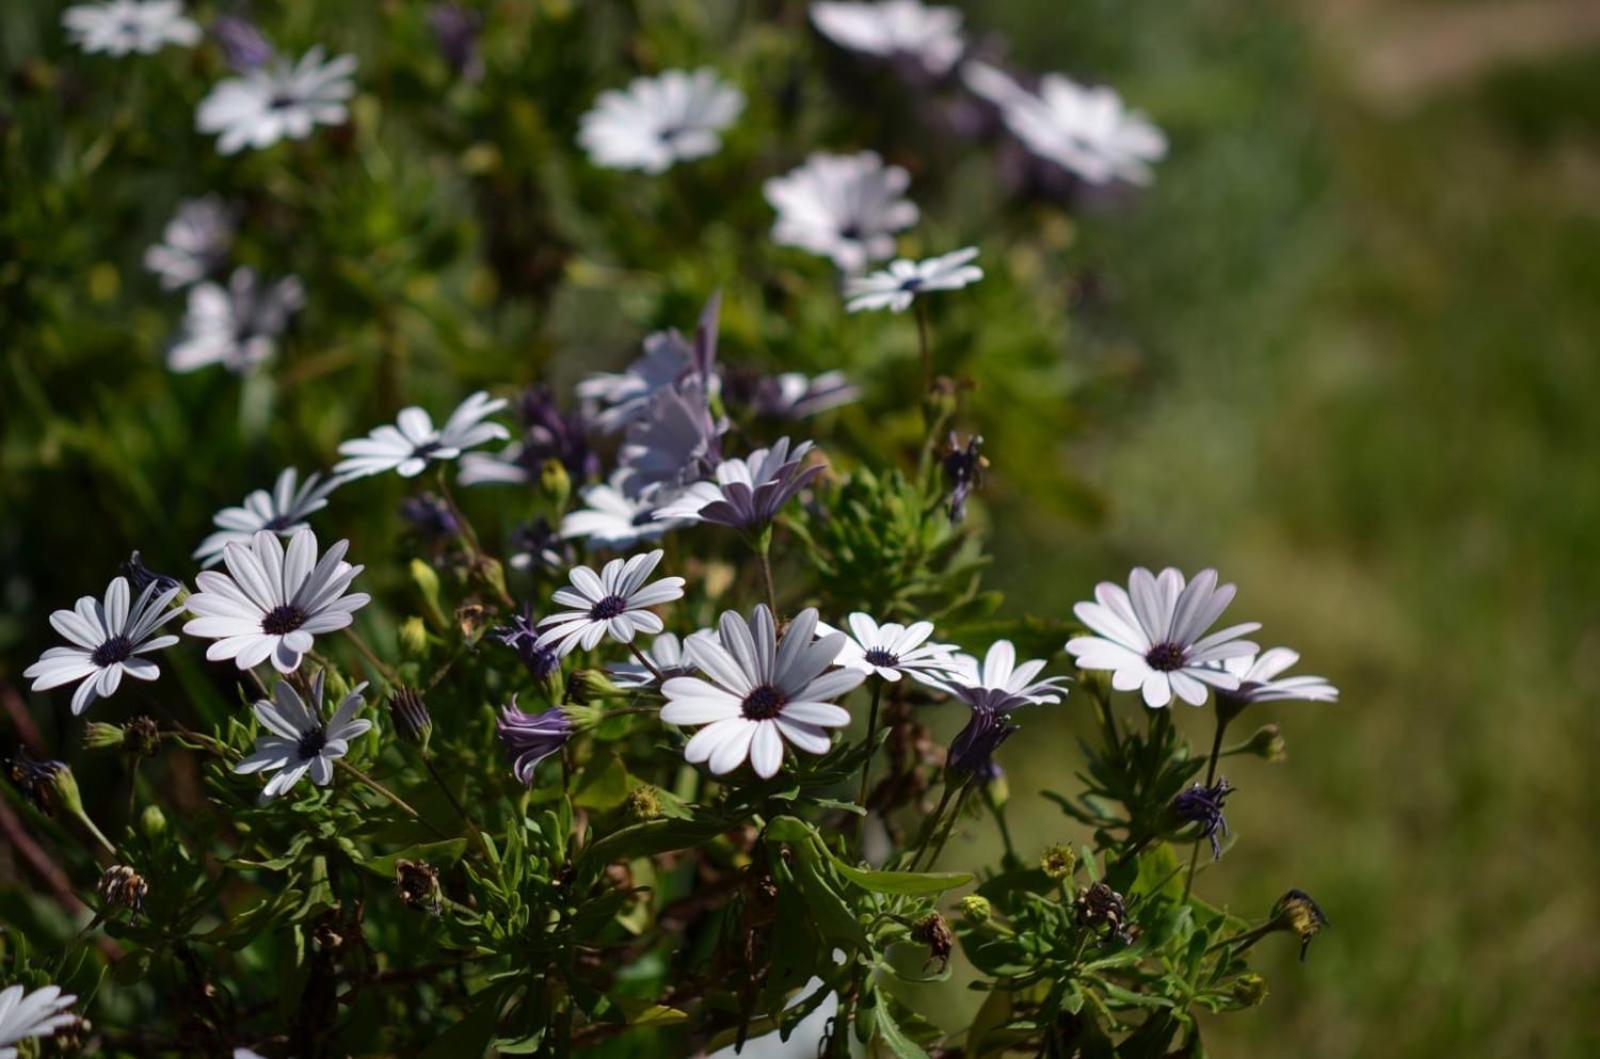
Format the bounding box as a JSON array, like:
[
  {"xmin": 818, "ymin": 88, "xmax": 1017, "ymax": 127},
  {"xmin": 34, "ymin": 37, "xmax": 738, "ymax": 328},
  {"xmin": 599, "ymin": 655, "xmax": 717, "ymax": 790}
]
[
  {"xmin": 1066, "ymin": 567, "xmax": 1260, "ymax": 709},
  {"xmin": 197, "ymin": 46, "xmax": 357, "ymax": 155},
  {"xmin": 184, "ymin": 528, "xmax": 370, "ymax": 674},
  {"xmin": 144, "ymin": 195, "xmax": 234, "ymax": 290},
  {"xmin": 234, "ymin": 672, "xmax": 372, "ymax": 801},
  {"xmin": 765, "ymin": 152, "xmax": 919, "ymax": 271},
  {"xmin": 24, "ymin": 576, "xmax": 184, "ymax": 716},
  {"xmin": 1215, "ymin": 648, "xmax": 1339, "ymax": 710},
  {"xmin": 579, "ymin": 68, "xmax": 744, "ymax": 174},
  {"xmin": 653, "ymin": 437, "xmax": 823, "ymax": 531},
  {"xmin": 933, "ymin": 640, "xmax": 1069, "ymax": 705},
  {"xmin": 606, "ymin": 631, "xmax": 714, "ymax": 690},
  {"xmin": 496, "ymin": 698, "xmax": 574, "ymax": 784},
  {"xmin": 491, "ymin": 610, "xmax": 563, "ymax": 681},
  {"xmin": 459, "ymin": 385, "xmax": 598, "ymax": 487},
  {"xmin": 817, "ymin": 612, "xmax": 956, "ymax": 684},
  {"xmin": 660, "ymin": 606, "xmax": 865, "ymax": 779},
  {"xmin": 810, "ymin": 1, "xmax": 966, "ymax": 77},
  {"xmin": 845, "ymin": 247, "xmax": 983, "ymax": 313},
  {"xmin": 194, "ymin": 468, "xmax": 342, "ymax": 567},
  {"xmin": 63, "ymin": 0, "xmax": 200, "ymax": 56},
  {"xmin": 536, "ymin": 550, "xmax": 686, "ymax": 657},
  {"xmin": 335, "ymin": 391, "xmax": 510, "ymax": 480},
  {"xmin": 167, "ymin": 267, "xmax": 304, "ymax": 374},
  {"xmin": 941, "ymin": 432, "xmax": 986, "ymax": 524},
  {"xmin": 211, "ymin": 14, "xmax": 274, "ymax": 70},
  {"xmin": 0, "ymin": 983, "xmax": 79, "ymax": 1058},
  {"xmin": 725, "ymin": 368, "xmax": 860, "ymax": 420}
]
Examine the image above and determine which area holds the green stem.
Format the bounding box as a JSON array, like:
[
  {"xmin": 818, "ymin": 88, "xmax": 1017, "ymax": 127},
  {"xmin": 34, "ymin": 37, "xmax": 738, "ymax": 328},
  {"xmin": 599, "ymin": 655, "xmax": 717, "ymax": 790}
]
[
  {"xmin": 906, "ymin": 780, "xmax": 959, "ymax": 871},
  {"xmin": 336, "ymin": 760, "xmax": 448, "ymax": 839},
  {"xmin": 920, "ymin": 781, "xmax": 974, "ymax": 871},
  {"xmin": 983, "ymin": 784, "xmax": 1019, "ymax": 869},
  {"xmin": 857, "ymin": 680, "xmax": 884, "ymax": 811},
  {"xmin": 628, "ymin": 641, "xmax": 662, "ymax": 681},
  {"xmin": 753, "ymin": 532, "xmax": 778, "ymax": 615},
  {"xmin": 914, "ymin": 299, "xmax": 932, "ymax": 393},
  {"xmin": 343, "ymin": 628, "xmax": 400, "ymax": 686}
]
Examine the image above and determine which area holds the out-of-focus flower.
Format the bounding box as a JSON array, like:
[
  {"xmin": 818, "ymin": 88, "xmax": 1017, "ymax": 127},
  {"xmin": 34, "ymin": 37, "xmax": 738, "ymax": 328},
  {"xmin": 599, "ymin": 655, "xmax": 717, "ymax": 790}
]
[
  {"xmin": 560, "ymin": 474, "xmax": 684, "ymax": 550},
  {"xmin": 491, "ymin": 611, "xmax": 562, "ymax": 681},
  {"xmin": 63, "ymin": 1, "xmax": 200, "ymax": 56},
  {"xmin": 24, "ymin": 576, "xmax": 183, "ymax": 716},
  {"xmin": 1066, "ymin": 567, "xmax": 1260, "ymax": 709},
  {"xmin": 144, "ymin": 196, "xmax": 234, "ymax": 290},
  {"xmin": 509, "ymin": 517, "xmax": 571, "ymax": 572},
  {"xmin": 97, "ymin": 864, "xmax": 149, "ymax": 914},
  {"xmin": 496, "ymin": 697, "xmax": 573, "ymax": 784},
  {"xmin": 399, "ymin": 493, "xmax": 461, "ymax": 543},
  {"xmin": 335, "ymin": 391, "xmax": 509, "ymax": 480},
  {"xmin": 932, "ymin": 640, "xmax": 1069, "ymax": 704},
  {"xmin": 459, "ymin": 385, "xmax": 598, "ymax": 486},
  {"xmin": 726, "ymin": 369, "xmax": 860, "ymax": 420},
  {"xmin": 184, "ymin": 528, "xmax": 370, "ymax": 674},
  {"xmin": 817, "ymin": 612, "xmax": 956, "ymax": 683},
  {"xmin": 210, "ymin": 14, "xmax": 273, "ymax": 70},
  {"xmin": 1170, "ymin": 777, "xmax": 1233, "ymax": 860},
  {"xmin": 120, "ymin": 551, "xmax": 183, "ymax": 596},
  {"xmin": 661, "ymin": 606, "xmax": 863, "ymax": 779},
  {"xmin": 579, "ymin": 293, "xmax": 724, "ymax": 432},
  {"xmin": 428, "ymin": 3, "xmax": 482, "ymax": 81},
  {"xmin": 810, "ymin": 1, "xmax": 965, "ymax": 77},
  {"xmin": 535, "ymin": 550, "xmax": 686, "ymax": 656},
  {"xmin": 606, "ymin": 630, "xmax": 714, "ymax": 690},
  {"xmin": 0, "ymin": 983, "xmax": 79, "ymax": 1057},
  {"xmin": 941, "ymin": 432, "xmax": 986, "ymax": 524},
  {"xmin": 653, "ymin": 438, "xmax": 822, "ymax": 531},
  {"xmin": 578, "ymin": 68, "xmax": 744, "ymax": 174},
  {"xmin": 617, "ymin": 379, "xmax": 723, "ymax": 501},
  {"xmin": 1214, "ymin": 648, "xmax": 1339, "ymax": 712},
  {"xmin": 167, "ymin": 267, "xmax": 304, "ymax": 374},
  {"xmin": 234, "ymin": 672, "xmax": 372, "ymax": 801},
  {"xmin": 194, "ymin": 468, "xmax": 341, "ymax": 567},
  {"xmin": 963, "ymin": 61, "xmax": 1166, "ymax": 186},
  {"xmin": 197, "ymin": 46, "xmax": 357, "ymax": 155},
  {"xmin": 6, "ymin": 750, "xmax": 67, "ymax": 815},
  {"xmin": 844, "ymin": 247, "xmax": 982, "ymax": 313},
  {"xmin": 765, "ymin": 152, "xmax": 918, "ymax": 271}
]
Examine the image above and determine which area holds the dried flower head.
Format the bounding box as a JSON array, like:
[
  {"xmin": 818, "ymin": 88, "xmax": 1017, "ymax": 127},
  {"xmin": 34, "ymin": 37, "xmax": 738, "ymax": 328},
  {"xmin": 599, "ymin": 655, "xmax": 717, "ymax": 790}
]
[
  {"xmin": 97, "ymin": 864, "xmax": 149, "ymax": 915},
  {"xmin": 1075, "ymin": 882, "xmax": 1132, "ymax": 945},
  {"xmin": 1270, "ymin": 889, "xmax": 1328, "ymax": 963},
  {"xmin": 396, "ymin": 859, "xmax": 442, "ymax": 915},
  {"xmin": 912, "ymin": 912, "xmax": 954, "ymax": 972}
]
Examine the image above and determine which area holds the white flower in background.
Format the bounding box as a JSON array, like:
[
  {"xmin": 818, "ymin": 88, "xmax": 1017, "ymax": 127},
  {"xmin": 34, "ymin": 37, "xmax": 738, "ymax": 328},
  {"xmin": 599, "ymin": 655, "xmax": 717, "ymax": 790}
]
[
  {"xmin": 234, "ymin": 672, "xmax": 372, "ymax": 801},
  {"xmin": 661, "ymin": 606, "xmax": 863, "ymax": 779},
  {"xmin": 560, "ymin": 474, "xmax": 687, "ymax": 550},
  {"xmin": 741, "ymin": 370, "xmax": 860, "ymax": 420},
  {"xmin": 764, "ymin": 152, "xmax": 919, "ymax": 271},
  {"xmin": 1066, "ymin": 567, "xmax": 1260, "ymax": 708},
  {"xmin": 0, "ymin": 983, "xmax": 78, "ymax": 1058},
  {"xmin": 334, "ymin": 391, "xmax": 509, "ymax": 480},
  {"xmin": 616, "ymin": 379, "xmax": 724, "ymax": 501},
  {"xmin": 167, "ymin": 268, "xmax": 304, "ymax": 374},
  {"xmin": 933, "ymin": 640, "xmax": 1070, "ymax": 704},
  {"xmin": 1215, "ymin": 648, "xmax": 1339, "ymax": 707},
  {"xmin": 144, "ymin": 195, "xmax": 234, "ymax": 290},
  {"xmin": 62, "ymin": 0, "xmax": 200, "ymax": 56},
  {"xmin": 536, "ymin": 550, "xmax": 686, "ymax": 656},
  {"xmin": 817, "ymin": 612, "xmax": 957, "ymax": 683},
  {"xmin": 578, "ymin": 68, "xmax": 745, "ymax": 174},
  {"xmin": 183, "ymin": 528, "xmax": 370, "ymax": 674},
  {"xmin": 810, "ymin": 1, "xmax": 965, "ymax": 76},
  {"xmin": 197, "ymin": 46, "xmax": 357, "ymax": 155},
  {"xmin": 607, "ymin": 630, "xmax": 716, "ymax": 690},
  {"xmin": 963, "ymin": 61, "xmax": 1166, "ymax": 186},
  {"xmin": 844, "ymin": 246, "xmax": 982, "ymax": 313},
  {"xmin": 23, "ymin": 577, "xmax": 183, "ymax": 716},
  {"xmin": 193, "ymin": 468, "xmax": 342, "ymax": 567},
  {"xmin": 653, "ymin": 437, "xmax": 822, "ymax": 531}
]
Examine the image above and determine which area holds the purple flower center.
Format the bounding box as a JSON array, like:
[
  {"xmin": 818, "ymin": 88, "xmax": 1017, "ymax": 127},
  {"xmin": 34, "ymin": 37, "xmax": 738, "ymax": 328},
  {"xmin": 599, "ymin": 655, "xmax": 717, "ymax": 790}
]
[
  {"xmin": 741, "ymin": 684, "xmax": 787, "ymax": 721},
  {"xmin": 296, "ymin": 727, "xmax": 327, "ymax": 759},
  {"xmin": 267, "ymin": 93, "xmax": 298, "ymax": 111},
  {"xmin": 410, "ymin": 439, "xmax": 444, "ymax": 460},
  {"xmin": 588, "ymin": 595, "xmax": 629, "ymax": 620},
  {"xmin": 1145, "ymin": 642, "xmax": 1186, "ymax": 672},
  {"xmin": 261, "ymin": 605, "xmax": 307, "ymax": 636},
  {"xmin": 863, "ymin": 647, "xmax": 898, "ymax": 668},
  {"xmin": 91, "ymin": 635, "xmax": 134, "ymax": 667},
  {"xmin": 261, "ymin": 513, "xmax": 294, "ymax": 531}
]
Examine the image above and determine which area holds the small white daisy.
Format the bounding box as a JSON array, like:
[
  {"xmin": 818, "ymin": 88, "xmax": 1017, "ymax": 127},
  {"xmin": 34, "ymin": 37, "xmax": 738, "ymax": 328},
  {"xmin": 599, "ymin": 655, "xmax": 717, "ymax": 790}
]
[
  {"xmin": 1215, "ymin": 648, "xmax": 1339, "ymax": 707},
  {"xmin": 607, "ymin": 630, "xmax": 716, "ymax": 690},
  {"xmin": 816, "ymin": 612, "xmax": 957, "ymax": 683},
  {"xmin": 652, "ymin": 437, "xmax": 822, "ymax": 531},
  {"xmin": 197, "ymin": 45, "xmax": 357, "ymax": 155},
  {"xmin": 0, "ymin": 983, "xmax": 78, "ymax": 1058},
  {"xmin": 578, "ymin": 68, "xmax": 745, "ymax": 174},
  {"xmin": 234, "ymin": 672, "xmax": 372, "ymax": 801},
  {"xmin": 62, "ymin": 0, "xmax": 200, "ymax": 56},
  {"xmin": 193, "ymin": 468, "xmax": 342, "ymax": 568},
  {"xmin": 144, "ymin": 195, "xmax": 234, "ymax": 290},
  {"xmin": 1066, "ymin": 567, "xmax": 1260, "ymax": 709},
  {"xmin": 560, "ymin": 474, "xmax": 686, "ymax": 551},
  {"xmin": 963, "ymin": 61, "xmax": 1167, "ymax": 186},
  {"xmin": 334, "ymin": 391, "xmax": 510, "ymax": 480},
  {"xmin": 183, "ymin": 528, "xmax": 371, "ymax": 674},
  {"xmin": 536, "ymin": 550, "xmax": 687, "ymax": 657},
  {"xmin": 660, "ymin": 606, "xmax": 864, "ymax": 779},
  {"xmin": 843, "ymin": 246, "xmax": 982, "ymax": 313},
  {"xmin": 23, "ymin": 577, "xmax": 183, "ymax": 716},
  {"xmin": 167, "ymin": 267, "xmax": 304, "ymax": 374},
  {"xmin": 932, "ymin": 640, "xmax": 1070, "ymax": 704},
  {"xmin": 810, "ymin": 1, "xmax": 965, "ymax": 77},
  {"xmin": 764, "ymin": 151, "xmax": 919, "ymax": 272}
]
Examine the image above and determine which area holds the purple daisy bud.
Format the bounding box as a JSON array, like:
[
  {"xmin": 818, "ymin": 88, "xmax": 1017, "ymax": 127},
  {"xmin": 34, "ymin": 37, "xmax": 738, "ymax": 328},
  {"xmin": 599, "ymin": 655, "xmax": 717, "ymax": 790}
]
[
  {"xmin": 211, "ymin": 15, "xmax": 274, "ymax": 71},
  {"xmin": 399, "ymin": 492, "xmax": 461, "ymax": 541},
  {"xmin": 120, "ymin": 550, "xmax": 184, "ymax": 596},
  {"xmin": 490, "ymin": 611, "xmax": 562, "ymax": 681},
  {"xmin": 941, "ymin": 432, "xmax": 986, "ymax": 524},
  {"xmin": 1169, "ymin": 777, "xmax": 1233, "ymax": 860},
  {"xmin": 496, "ymin": 697, "xmax": 573, "ymax": 784},
  {"xmin": 517, "ymin": 385, "xmax": 600, "ymax": 483},
  {"xmin": 946, "ymin": 705, "xmax": 1018, "ymax": 776}
]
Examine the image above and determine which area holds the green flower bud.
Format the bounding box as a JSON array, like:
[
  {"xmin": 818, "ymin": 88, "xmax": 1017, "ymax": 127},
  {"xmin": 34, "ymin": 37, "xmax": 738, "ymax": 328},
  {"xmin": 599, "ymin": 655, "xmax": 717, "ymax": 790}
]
[
  {"xmin": 559, "ymin": 702, "xmax": 604, "ymax": 732},
  {"xmin": 1231, "ymin": 974, "xmax": 1268, "ymax": 1007},
  {"xmin": 1040, "ymin": 843, "xmax": 1077, "ymax": 881},
  {"xmin": 83, "ymin": 722, "xmax": 126, "ymax": 751},
  {"xmin": 624, "ymin": 785, "xmax": 662, "ymax": 822},
  {"xmin": 568, "ymin": 668, "xmax": 623, "ymax": 703},
  {"xmin": 47, "ymin": 763, "xmax": 86, "ymax": 820},
  {"xmin": 399, "ymin": 615, "xmax": 431, "ymax": 658},
  {"xmin": 140, "ymin": 805, "xmax": 168, "ymax": 841},
  {"xmin": 984, "ymin": 770, "xmax": 1010, "ymax": 808},
  {"xmin": 958, "ymin": 894, "xmax": 992, "ymax": 922},
  {"xmin": 1244, "ymin": 723, "xmax": 1287, "ymax": 762},
  {"xmin": 1269, "ymin": 889, "xmax": 1328, "ymax": 962},
  {"xmin": 539, "ymin": 457, "xmax": 571, "ymax": 512}
]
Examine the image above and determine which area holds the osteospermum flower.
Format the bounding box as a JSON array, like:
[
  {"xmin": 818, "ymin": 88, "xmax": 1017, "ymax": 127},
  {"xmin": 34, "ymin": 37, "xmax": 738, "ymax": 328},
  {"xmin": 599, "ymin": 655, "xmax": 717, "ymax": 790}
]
[
  {"xmin": 194, "ymin": 468, "xmax": 341, "ymax": 567},
  {"xmin": 817, "ymin": 612, "xmax": 957, "ymax": 683},
  {"xmin": 934, "ymin": 640, "xmax": 1069, "ymax": 704},
  {"xmin": 578, "ymin": 68, "xmax": 744, "ymax": 174},
  {"xmin": 234, "ymin": 672, "xmax": 372, "ymax": 801},
  {"xmin": 0, "ymin": 983, "xmax": 78, "ymax": 1058},
  {"xmin": 730, "ymin": 369, "xmax": 860, "ymax": 420},
  {"xmin": 945, "ymin": 690, "xmax": 1027, "ymax": 776},
  {"xmin": 144, "ymin": 195, "xmax": 234, "ymax": 290},
  {"xmin": 63, "ymin": 0, "xmax": 200, "ymax": 56},
  {"xmin": 764, "ymin": 152, "xmax": 919, "ymax": 271},
  {"xmin": 184, "ymin": 528, "xmax": 370, "ymax": 674},
  {"xmin": 334, "ymin": 391, "xmax": 509, "ymax": 480},
  {"xmin": 660, "ymin": 606, "xmax": 864, "ymax": 779},
  {"xmin": 459, "ymin": 385, "xmax": 598, "ymax": 487},
  {"xmin": 24, "ymin": 577, "xmax": 182, "ymax": 716},
  {"xmin": 653, "ymin": 438, "xmax": 822, "ymax": 531},
  {"xmin": 810, "ymin": 0, "xmax": 965, "ymax": 77},
  {"xmin": 197, "ymin": 46, "xmax": 356, "ymax": 155},
  {"xmin": 559, "ymin": 474, "xmax": 685, "ymax": 550},
  {"xmin": 963, "ymin": 61, "xmax": 1167, "ymax": 186},
  {"xmin": 496, "ymin": 698, "xmax": 573, "ymax": 784},
  {"xmin": 1066, "ymin": 567, "xmax": 1260, "ymax": 708},
  {"xmin": 616, "ymin": 379, "xmax": 723, "ymax": 501},
  {"xmin": 844, "ymin": 247, "xmax": 982, "ymax": 313},
  {"xmin": 1215, "ymin": 648, "xmax": 1339, "ymax": 708},
  {"xmin": 167, "ymin": 268, "xmax": 304, "ymax": 374},
  {"xmin": 535, "ymin": 550, "xmax": 686, "ymax": 656}
]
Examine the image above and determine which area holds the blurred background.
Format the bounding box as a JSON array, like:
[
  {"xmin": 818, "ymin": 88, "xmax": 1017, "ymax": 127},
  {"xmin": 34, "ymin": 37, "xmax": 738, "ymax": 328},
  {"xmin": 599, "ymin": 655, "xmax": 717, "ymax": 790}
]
[{"xmin": 4, "ymin": 1, "xmax": 1598, "ymax": 1056}]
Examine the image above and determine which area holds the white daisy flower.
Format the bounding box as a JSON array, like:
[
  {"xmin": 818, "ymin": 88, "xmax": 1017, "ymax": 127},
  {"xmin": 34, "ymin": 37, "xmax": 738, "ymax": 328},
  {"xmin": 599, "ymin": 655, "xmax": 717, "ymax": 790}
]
[
  {"xmin": 560, "ymin": 474, "xmax": 687, "ymax": 551},
  {"xmin": 197, "ymin": 45, "xmax": 357, "ymax": 155},
  {"xmin": 740, "ymin": 370, "xmax": 860, "ymax": 420},
  {"xmin": 843, "ymin": 246, "xmax": 982, "ymax": 313},
  {"xmin": 234, "ymin": 672, "xmax": 372, "ymax": 801},
  {"xmin": 143, "ymin": 195, "xmax": 234, "ymax": 290},
  {"xmin": 652, "ymin": 437, "xmax": 822, "ymax": 531},
  {"xmin": 62, "ymin": 0, "xmax": 200, "ymax": 56},
  {"xmin": 167, "ymin": 267, "xmax": 304, "ymax": 374},
  {"xmin": 1215, "ymin": 648, "xmax": 1338, "ymax": 707},
  {"xmin": 183, "ymin": 528, "xmax": 371, "ymax": 675},
  {"xmin": 660, "ymin": 606, "xmax": 864, "ymax": 779},
  {"xmin": 536, "ymin": 550, "xmax": 687, "ymax": 657},
  {"xmin": 0, "ymin": 983, "xmax": 78, "ymax": 1059},
  {"xmin": 963, "ymin": 61, "xmax": 1167, "ymax": 186},
  {"xmin": 607, "ymin": 630, "xmax": 716, "ymax": 690},
  {"xmin": 816, "ymin": 612, "xmax": 957, "ymax": 683},
  {"xmin": 578, "ymin": 68, "xmax": 745, "ymax": 174},
  {"xmin": 933, "ymin": 640, "xmax": 1070, "ymax": 704},
  {"xmin": 1066, "ymin": 567, "xmax": 1260, "ymax": 709},
  {"xmin": 23, "ymin": 576, "xmax": 183, "ymax": 716},
  {"xmin": 334, "ymin": 391, "xmax": 510, "ymax": 480},
  {"xmin": 764, "ymin": 152, "xmax": 919, "ymax": 272},
  {"xmin": 810, "ymin": 1, "xmax": 965, "ymax": 77},
  {"xmin": 193, "ymin": 468, "xmax": 342, "ymax": 568}
]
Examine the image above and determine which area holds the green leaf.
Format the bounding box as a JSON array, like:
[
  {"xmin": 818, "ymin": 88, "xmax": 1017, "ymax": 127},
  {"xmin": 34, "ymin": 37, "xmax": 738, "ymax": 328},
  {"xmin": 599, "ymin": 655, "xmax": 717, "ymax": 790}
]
[
  {"xmin": 358, "ymin": 838, "xmax": 470, "ymax": 879},
  {"xmin": 874, "ymin": 996, "xmax": 932, "ymax": 1059},
  {"xmin": 572, "ymin": 754, "xmax": 631, "ymax": 812},
  {"xmin": 576, "ymin": 816, "xmax": 727, "ymax": 883},
  {"xmin": 833, "ymin": 861, "xmax": 972, "ymax": 896},
  {"xmin": 615, "ymin": 998, "xmax": 689, "ymax": 1027}
]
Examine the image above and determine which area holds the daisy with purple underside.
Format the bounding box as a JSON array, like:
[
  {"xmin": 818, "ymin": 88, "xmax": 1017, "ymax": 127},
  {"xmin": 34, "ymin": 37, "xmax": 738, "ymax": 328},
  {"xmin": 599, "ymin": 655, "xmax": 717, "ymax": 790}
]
[
  {"xmin": 496, "ymin": 698, "xmax": 573, "ymax": 784},
  {"xmin": 234, "ymin": 672, "xmax": 372, "ymax": 801},
  {"xmin": 929, "ymin": 640, "xmax": 1069, "ymax": 704},
  {"xmin": 818, "ymin": 613, "xmax": 957, "ymax": 684},
  {"xmin": 24, "ymin": 576, "xmax": 184, "ymax": 716},
  {"xmin": 535, "ymin": 550, "xmax": 686, "ymax": 657},
  {"xmin": 334, "ymin": 391, "xmax": 509, "ymax": 480},
  {"xmin": 560, "ymin": 474, "xmax": 686, "ymax": 550},
  {"xmin": 0, "ymin": 982, "xmax": 78, "ymax": 1058},
  {"xmin": 653, "ymin": 438, "xmax": 821, "ymax": 530},
  {"xmin": 660, "ymin": 606, "xmax": 864, "ymax": 779},
  {"xmin": 1215, "ymin": 648, "xmax": 1338, "ymax": 706},
  {"xmin": 194, "ymin": 468, "xmax": 341, "ymax": 567},
  {"xmin": 1066, "ymin": 567, "xmax": 1260, "ymax": 708}
]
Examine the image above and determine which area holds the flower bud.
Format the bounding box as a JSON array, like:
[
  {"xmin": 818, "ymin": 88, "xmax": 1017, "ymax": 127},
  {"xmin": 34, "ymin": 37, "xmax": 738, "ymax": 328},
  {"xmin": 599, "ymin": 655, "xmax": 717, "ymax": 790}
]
[
  {"xmin": 125, "ymin": 715, "xmax": 160, "ymax": 757},
  {"xmin": 395, "ymin": 859, "xmax": 441, "ymax": 915},
  {"xmin": 983, "ymin": 767, "xmax": 1009, "ymax": 809},
  {"xmin": 1269, "ymin": 889, "xmax": 1328, "ymax": 962},
  {"xmin": 624, "ymin": 785, "xmax": 662, "ymax": 822},
  {"xmin": 1230, "ymin": 973, "xmax": 1268, "ymax": 1007},
  {"xmin": 1243, "ymin": 723, "xmax": 1286, "ymax": 762},
  {"xmin": 568, "ymin": 668, "xmax": 623, "ymax": 704},
  {"xmin": 83, "ymin": 722, "xmax": 127, "ymax": 751},
  {"xmin": 97, "ymin": 864, "xmax": 149, "ymax": 915},
  {"xmin": 958, "ymin": 894, "xmax": 992, "ymax": 923},
  {"xmin": 1040, "ymin": 843, "xmax": 1077, "ymax": 881},
  {"xmin": 558, "ymin": 702, "xmax": 604, "ymax": 733},
  {"xmin": 399, "ymin": 615, "xmax": 431, "ymax": 658},
  {"xmin": 140, "ymin": 805, "xmax": 168, "ymax": 841},
  {"xmin": 538, "ymin": 457, "xmax": 571, "ymax": 512},
  {"xmin": 387, "ymin": 687, "xmax": 433, "ymax": 750}
]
